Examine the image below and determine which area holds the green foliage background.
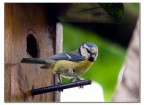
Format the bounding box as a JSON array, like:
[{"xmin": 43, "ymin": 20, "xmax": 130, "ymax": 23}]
[{"xmin": 62, "ymin": 23, "xmax": 126, "ymax": 101}]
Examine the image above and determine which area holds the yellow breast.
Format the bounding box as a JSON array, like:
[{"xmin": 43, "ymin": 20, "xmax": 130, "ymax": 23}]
[{"xmin": 53, "ymin": 59, "xmax": 93, "ymax": 77}]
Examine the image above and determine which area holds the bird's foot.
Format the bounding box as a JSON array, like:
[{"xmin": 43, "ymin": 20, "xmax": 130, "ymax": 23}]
[
  {"xmin": 75, "ymin": 77, "xmax": 83, "ymax": 89},
  {"xmin": 56, "ymin": 73, "xmax": 63, "ymax": 92},
  {"xmin": 57, "ymin": 82, "xmax": 63, "ymax": 92},
  {"xmin": 75, "ymin": 77, "xmax": 82, "ymax": 81},
  {"xmin": 78, "ymin": 85, "xmax": 83, "ymax": 88}
]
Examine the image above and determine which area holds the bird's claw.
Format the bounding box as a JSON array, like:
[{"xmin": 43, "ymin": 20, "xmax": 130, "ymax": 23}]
[
  {"xmin": 75, "ymin": 77, "xmax": 82, "ymax": 82},
  {"xmin": 78, "ymin": 85, "xmax": 83, "ymax": 88},
  {"xmin": 75, "ymin": 78, "xmax": 84, "ymax": 89},
  {"xmin": 57, "ymin": 82, "xmax": 63, "ymax": 92}
]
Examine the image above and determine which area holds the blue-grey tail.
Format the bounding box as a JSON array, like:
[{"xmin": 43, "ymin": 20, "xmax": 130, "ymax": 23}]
[{"xmin": 21, "ymin": 58, "xmax": 47, "ymax": 64}]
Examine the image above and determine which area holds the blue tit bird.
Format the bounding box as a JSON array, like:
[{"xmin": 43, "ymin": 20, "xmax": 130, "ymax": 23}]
[{"xmin": 21, "ymin": 42, "xmax": 98, "ymax": 84}]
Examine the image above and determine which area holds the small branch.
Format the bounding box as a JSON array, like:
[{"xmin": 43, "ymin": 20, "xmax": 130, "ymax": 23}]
[{"xmin": 31, "ymin": 79, "xmax": 92, "ymax": 96}]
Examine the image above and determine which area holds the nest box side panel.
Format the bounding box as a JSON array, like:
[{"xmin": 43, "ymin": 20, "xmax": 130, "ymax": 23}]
[{"xmin": 5, "ymin": 3, "xmax": 56, "ymax": 102}]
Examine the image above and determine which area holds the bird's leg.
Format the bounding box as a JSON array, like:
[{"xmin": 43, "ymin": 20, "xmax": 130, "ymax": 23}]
[
  {"xmin": 57, "ymin": 73, "xmax": 62, "ymax": 85},
  {"xmin": 56, "ymin": 73, "xmax": 63, "ymax": 92},
  {"xmin": 75, "ymin": 77, "xmax": 82, "ymax": 81},
  {"xmin": 75, "ymin": 77, "xmax": 83, "ymax": 88}
]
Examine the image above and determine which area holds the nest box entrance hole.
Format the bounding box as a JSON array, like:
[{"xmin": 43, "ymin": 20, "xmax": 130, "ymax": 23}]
[{"xmin": 26, "ymin": 34, "xmax": 39, "ymax": 58}]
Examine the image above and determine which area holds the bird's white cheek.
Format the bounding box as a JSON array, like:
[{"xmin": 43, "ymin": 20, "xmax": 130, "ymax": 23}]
[{"xmin": 81, "ymin": 48, "xmax": 90, "ymax": 58}]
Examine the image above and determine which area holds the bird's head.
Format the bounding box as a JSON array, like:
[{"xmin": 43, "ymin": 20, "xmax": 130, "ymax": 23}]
[{"xmin": 78, "ymin": 42, "xmax": 98, "ymax": 62}]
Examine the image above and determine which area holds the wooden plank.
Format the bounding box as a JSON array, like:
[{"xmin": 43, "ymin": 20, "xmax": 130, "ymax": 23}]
[
  {"xmin": 100, "ymin": 3, "xmax": 124, "ymax": 23},
  {"xmin": 53, "ymin": 22, "xmax": 63, "ymax": 102},
  {"xmin": 5, "ymin": 3, "xmax": 56, "ymax": 102},
  {"xmin": 49, "ymin": 3, "xmax": 124, "ymax": 23},
  {"xmin": 4, "ymin": 4, "xmax": 12, "ymax": 101}
]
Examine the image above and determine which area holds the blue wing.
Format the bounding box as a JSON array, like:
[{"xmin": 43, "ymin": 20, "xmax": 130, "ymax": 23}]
[
  {"xmin": 48, "ymin": 52, "xmax": 85, "ymax": 61},
  {"xmin": 21, "ymin": 52, "xmax": 85, "ymax": 64}
]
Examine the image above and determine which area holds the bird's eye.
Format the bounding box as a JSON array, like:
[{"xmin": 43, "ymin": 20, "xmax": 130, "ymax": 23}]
[
  {"xmin": 86, "ymin": 48, "xmax": 91, "ymax": 54},
  {"xmin": 92, "ymin": 53, "xmax": 96, "ymax": 56}
]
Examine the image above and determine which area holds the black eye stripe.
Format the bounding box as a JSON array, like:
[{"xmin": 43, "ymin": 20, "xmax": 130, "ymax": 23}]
[
  {"xmin": 78, "ymin": 47, "xmax": 82, "ymax": 56},
  {"xmin": 86, "ymin": 48, "xmax": 97, "ymax": 55},
  {"xmin": 86, "ymin": 48, "xmax": 92, "ymax": 54}
]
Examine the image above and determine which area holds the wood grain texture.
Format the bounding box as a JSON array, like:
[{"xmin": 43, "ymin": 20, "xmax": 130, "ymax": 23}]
[
  {"xmin": 53, "ymin": 22, "xmax": 63, "ymax": 102},
  {"xmin": 50, "ymin": 3, "xmax": 124, "ymax": 23},
  {"xmin": 5, "ymin": 3, "xmax": 56, "ymax": 102}
]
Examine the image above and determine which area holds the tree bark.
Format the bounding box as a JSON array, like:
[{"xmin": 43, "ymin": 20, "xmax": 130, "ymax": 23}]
[{"xmin": 112, "ymin": 19, "xmax": 140, "ymax": 102}]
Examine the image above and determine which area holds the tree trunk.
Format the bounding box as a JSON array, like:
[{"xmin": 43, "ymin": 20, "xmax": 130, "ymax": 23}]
[{"xmin": 112, "ymin": 19, "xmax": 140, "ymax": 102}]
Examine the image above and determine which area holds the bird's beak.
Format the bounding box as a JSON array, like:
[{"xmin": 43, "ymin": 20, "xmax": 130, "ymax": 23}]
[
  {"xmin": 88, "ymin": 54, "xmax": 96, "ymax": 62},
  {"xmin": 92, "ymin": 55, "xmax": 96, "ymax": 61}
]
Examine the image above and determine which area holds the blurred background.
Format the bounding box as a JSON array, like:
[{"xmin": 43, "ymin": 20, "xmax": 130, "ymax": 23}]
[{"xmin": 61, "ymin": 3, "xmax": 139, "ymax": 102}]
